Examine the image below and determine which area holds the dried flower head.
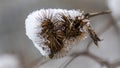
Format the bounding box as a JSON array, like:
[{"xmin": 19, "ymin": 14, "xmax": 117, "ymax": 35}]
[{"xmin": 25, "ymin": 9, "xmax": 110, "ymax": 59}]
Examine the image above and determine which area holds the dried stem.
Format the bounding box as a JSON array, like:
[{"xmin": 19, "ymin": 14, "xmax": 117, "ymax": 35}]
[{"xmin": 86, "ymin": 10, "xmax": 111, "ymax": 18}]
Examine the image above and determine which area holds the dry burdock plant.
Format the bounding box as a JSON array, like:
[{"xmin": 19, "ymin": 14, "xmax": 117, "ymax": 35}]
[{"xmin": 25, "ymin": 9, "xmax": 110, "ymax": 59}]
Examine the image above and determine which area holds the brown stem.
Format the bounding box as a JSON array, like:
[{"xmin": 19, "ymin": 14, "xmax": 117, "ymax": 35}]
[{"xmin": 85, "ymin": 10, "xmax": 111, "ymax": 18}]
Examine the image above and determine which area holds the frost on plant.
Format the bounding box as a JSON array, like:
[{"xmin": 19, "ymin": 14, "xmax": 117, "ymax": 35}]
[{"xmin": 25, "ymin": 9, "xmax": 110, "ymax": 59}]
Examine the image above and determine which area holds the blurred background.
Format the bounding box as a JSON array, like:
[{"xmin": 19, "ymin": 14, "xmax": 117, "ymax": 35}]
[{"xmin": 0, "ymin": 0, "xmax": 120, "ymax": 68}]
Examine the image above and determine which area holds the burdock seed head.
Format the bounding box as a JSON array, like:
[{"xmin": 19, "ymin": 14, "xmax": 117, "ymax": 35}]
[{"xmin": 25, "ymin": 9, "xmax": 111, "ymax": 59}]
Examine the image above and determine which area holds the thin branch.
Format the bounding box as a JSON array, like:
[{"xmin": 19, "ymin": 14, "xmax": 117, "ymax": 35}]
[
  {"xmin": 87, "ymin": 10, "xmax": 111, "ymax": 18},
  {"xmin": 62, "ymin": 51, "xmax": 111, "ymax": 68},
  {"xmin": 62, "ymin": 52, "xmax": 88, "ymax": 68},
  {"xmin": 59, "ymin": 57, "xmax": 78, "ymax": 68}
]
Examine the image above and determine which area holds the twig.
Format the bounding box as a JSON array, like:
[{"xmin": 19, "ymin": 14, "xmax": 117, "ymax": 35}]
[{"xmin": 87, "ymin": 10, "xmax": 111, "ymax": 18}]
